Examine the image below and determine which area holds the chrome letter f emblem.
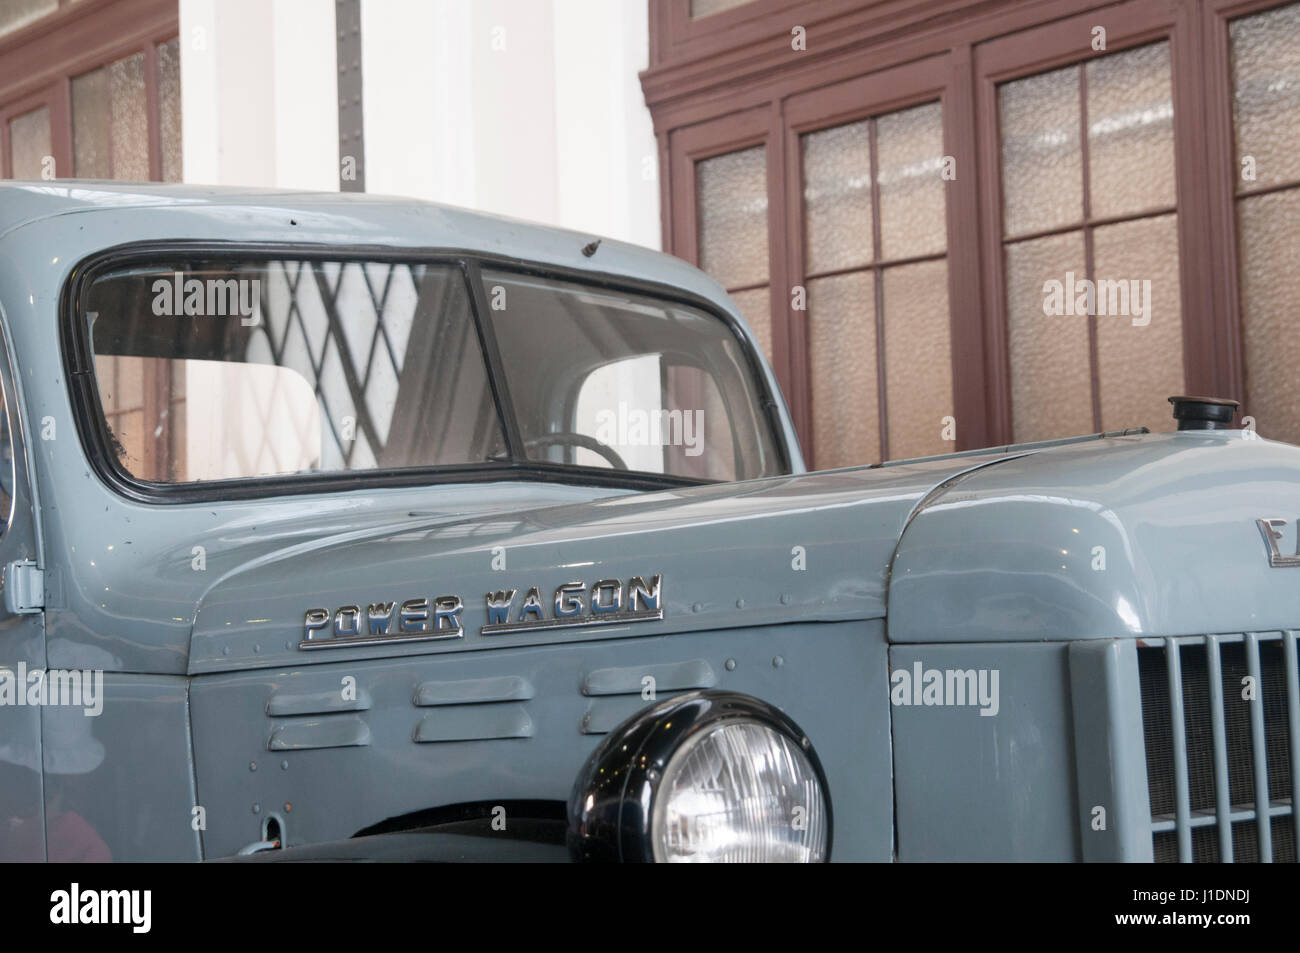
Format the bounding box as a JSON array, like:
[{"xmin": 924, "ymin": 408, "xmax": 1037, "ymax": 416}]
[{"xmin": 1256, "ymin": 518, "xmax": 1300, "ymax": 568}]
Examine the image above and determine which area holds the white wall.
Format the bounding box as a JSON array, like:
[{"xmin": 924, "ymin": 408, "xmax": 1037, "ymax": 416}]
[
  {"xmin": 553, "ymin": 0, "xmax": 659, "ymax": 248},
  {"xmin": 361, "ymin": 0, "xmax": 659, "ymax": 248},
  {"xmin": 272, "ymin": 0, "xmax": 340, "ymax": 191},
  {"xmin": 179, "ymin": 0, "xmax": 338, "ymax": 190},
  {"xmin": 180, "ymin": 0, "xmax": 659, "ymax": 247}
]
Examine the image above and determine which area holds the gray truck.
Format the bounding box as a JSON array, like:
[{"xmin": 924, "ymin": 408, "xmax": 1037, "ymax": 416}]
[{"xmin": 0, "ymin": 181, "xmax": 1296, "ymax": 862}]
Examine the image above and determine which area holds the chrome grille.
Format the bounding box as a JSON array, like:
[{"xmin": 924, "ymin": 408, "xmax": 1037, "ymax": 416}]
[{"xmin": 1138, "ymin": 632, "xmax": 1299, "ymax": 862}]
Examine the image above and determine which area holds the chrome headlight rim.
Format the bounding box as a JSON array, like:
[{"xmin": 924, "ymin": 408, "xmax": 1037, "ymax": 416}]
[{"xmin": 566, "ymin": 690, "xmax": 832, "ymax": 863}]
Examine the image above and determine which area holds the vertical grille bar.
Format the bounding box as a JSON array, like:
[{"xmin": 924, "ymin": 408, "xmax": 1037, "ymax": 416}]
[
  {"xmin": 1141, "ymin": 633, "xmax": 1297, "ymax": 862},
  {"xmin": 1205, "ymin": 635, "xmax": 1234, "ymax": 862},
  {"xmin": 1245, "ymin": 633, "xmax": 1273, "ymax": 862},
  {"xmin": 1166, "ymin": 639, "xmax": 1192, "ymax": 861},
  {"xmin": 1285, "ymin": 631, "xmax": 1300, "ymax": 851}
]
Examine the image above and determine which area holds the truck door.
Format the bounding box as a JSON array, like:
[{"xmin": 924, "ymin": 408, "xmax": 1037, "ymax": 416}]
[{"xmin": 0, "ymin": 318, "xmax": 47, "ymax": 861}]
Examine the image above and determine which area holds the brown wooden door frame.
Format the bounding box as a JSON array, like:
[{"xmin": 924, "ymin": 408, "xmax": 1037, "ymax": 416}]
[
  {"xmin": 1199, "ymin": 0, "xmax": 1299, "ymax": 416},
  {"xmin": 649, "ymin": 0, "xmax": 1300, "ymax": 459},
  {"xmin": 667, "ymin": 49, "xmax": 994, "ymax": 463},
  {"xmin": 650, "ymin": 1, "xmax": 1186, "ymax": 460},
  {"xmin": 783, "ymin": 53, "xmax": 989, "ymax": 460},
  {"xmin": 668, "ymin": 106, "xmax": 801, "ymax": 415},
  {"xmin": 653, "ymin": 0, "xmax": 865, "ymax": 68},
  {"xmin": 0, "ymin": 0, "xmax": 177, "ymax": 102},
  {"xmin": 0, "ymin": 0, "xmax": 178, "ymax": 180},
  {"xmin": 0, "ymin": 83, "xmax": 70, "ymax": 179},
  {"xmin": 973, "ymin": 0, "xmax": 1216, "ymax": 443},
  {"xmin": 0, "ymin": 0, "xmax": 180, "ymax": 476},
  {"xmin": 668, "ymin": 107, "xmax": 770, "ymax": 264}
]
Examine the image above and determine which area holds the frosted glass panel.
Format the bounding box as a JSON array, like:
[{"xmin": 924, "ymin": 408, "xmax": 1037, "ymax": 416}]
[
  {"xmin": 877, "ymin": 101, "xmax": 946, "ymax": 260},
  {"xmin": 1231, "ymin": 3, "xmax": 1300, "ymax": 192},
  {"xmin": 1087, "ymin": 42, "xmax": 1176, "ymax": 219},
  {"xmin": 9, "ymin": 107, "xmax": 51, "ymax": 179},
  {"xmin": 1093, "ymin": 214, "xmax": 1184, "ymax": 432},
  {"xmin": 883, "ymin": 259, "xmax": 952, "ymax": 459},
  {"xmin": 158, "ymin": 38, "xmax": 183, "ymax": 183},
  {"xmin": 808, "ymin": 272, "xmax": 878, "ymax": 468},
  {"xmin": 109, "ymin": 53, "xmax": 149, "ymax": 181},
  {"xmin": 75, "ymin": 45, "xmax": 178, "ymax": 182},
  {"xmin": 1000, "ymin": 66, "xmax": 1083, "ymax": 238},
  {"xmin": 802, "ymin": 120, "xmax": 873, "ymax": 272},
  {"xmin": 72, "ymin": 67, "xmax": 112, "ymax": 178},
  {"xmin": 697, "ymin": 146, "xmax": 769, "ymax": 289},
  {"xmin": 1240, "ymin": 190, "xmax": 1300, "ymax": 445},
  {"xmin": 1006, "ymin": 231, "xmax": 1092, "ymax": 441},
  {"xmin": 728, "ymin": 286, "xmax": 771, "ymax": 363}
]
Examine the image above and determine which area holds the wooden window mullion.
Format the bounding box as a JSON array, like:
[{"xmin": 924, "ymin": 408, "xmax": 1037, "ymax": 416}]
[
  {"xmin": 1200, "ymin": 0, "xmax": 1300, "ymax": 411},
  {"xmin": 1078, "ymin": 62, "xmax": 1102, "ymax": 433},
  {"xmin": 51, "ymin": 75, "xmax": 71, "ymax": 179},
  {"xmin": 784, "ymin": 54, "xmax": 953, "ymax": 466},
  {"xmin": 1182, "ymin": 0, "xmax": 1237, "ymax": 402},
  {"xmin": 767, "ymin": 96, "xmax": 807, "ymax": 462},
  {"xmin": 944, "ymin": 43, "xmax": 991, "ymax": 452},
  {"xmin": 867, "ymin": 117, "xmax": 889, "ymax": 461},
  {"xmin": 781, "ymin": 98, "xmax": 813, "ymax": 465},
  {"xmin": 144, "ymin": 40, "xmax": 162, "ymax": 182}
]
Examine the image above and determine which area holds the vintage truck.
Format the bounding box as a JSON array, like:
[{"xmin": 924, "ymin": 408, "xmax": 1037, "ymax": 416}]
[{"xmin": 0, "ymin": 181, "xmax": 1296, "ymax": 863}]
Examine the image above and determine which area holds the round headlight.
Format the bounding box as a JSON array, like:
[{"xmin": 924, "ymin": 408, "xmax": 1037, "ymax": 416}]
[
  {"xmin": 651, "ymin": 718, "xmax": 827, "ymax": 863},
  {"xmin": 568, "ymin": 691, "xmax": 831, "ymax": 863}
]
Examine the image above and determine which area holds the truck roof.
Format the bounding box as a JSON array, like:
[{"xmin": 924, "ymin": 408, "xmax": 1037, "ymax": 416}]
[
  {"xmin": 0, "ymin": 179, "xmax": 802, "ymax": 478},
  {"xmin": 0, "ymin": 179, "xmax": 722, "ymax": 304}
]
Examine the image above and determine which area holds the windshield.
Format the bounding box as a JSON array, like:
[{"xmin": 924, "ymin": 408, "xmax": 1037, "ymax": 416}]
[{"xmin": 75, "ymin": 255, "xmax": 784, "ymax": 491}]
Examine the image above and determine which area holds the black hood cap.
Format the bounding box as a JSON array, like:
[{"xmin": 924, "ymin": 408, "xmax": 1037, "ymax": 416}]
[{"xmin": 1168, "ymin": 395, "xmax": 1240, "ymax": 430}]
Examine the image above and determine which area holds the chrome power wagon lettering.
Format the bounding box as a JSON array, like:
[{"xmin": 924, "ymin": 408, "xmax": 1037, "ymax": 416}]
[
  {"xmin": 433, "ymin": 595, "xmax": 464, "ymax": 631},
  {"xmin": 485, "ymin": 589, "xmax": 517, "ymax": 625},
  {"xmin": 367, "ymin": 602, "xmax": 395, "ymax": 635},
  {"xmin": 299, "ymin": 575, "xmax": 662, "ymax": 646},
  {"xmin": 628, "ymin": 575, "xmax": 662, "ymax": 612},
  {"xmin": 400, "ymin": 598, "xmax": 429, "ymax": 633},
  {"xmin": 480, "ymin": 574, "xmax": 664, "ymax": 636},
  {"xmin": 300, "ymin": 593, "xmax": 464, "ymax": 649}
]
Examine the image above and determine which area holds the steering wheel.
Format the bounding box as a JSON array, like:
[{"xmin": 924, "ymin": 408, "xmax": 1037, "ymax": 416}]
[{"xmin": 522, "ymin": 432, "xmax": 628, "ymax": 471}]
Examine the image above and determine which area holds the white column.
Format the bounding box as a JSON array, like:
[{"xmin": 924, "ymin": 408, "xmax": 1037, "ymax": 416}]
[
  {"xmin": 362, "ymin": 0, "xmax": 439, "ymax": 201},
  {"xmin": 469, "ymin": 0, "xmax": 559, "ymax": 224},
  {"xmin": 177, "ymin": 0, "xmax": 222, "ymax": 185},
  {"xmin": 181, "ymin": 0, "xmax": 660, "ymax": 249},
  {"xmin": 272, "ymin": 0, "xmax": 339, "ymax": 190},
  {"xmin": 553, "ymin": 0, "xmax": 659, "ymax": 249},
  {"xmin": 179, "ymin": 0, "xmax": 337, "ymax": 189}
]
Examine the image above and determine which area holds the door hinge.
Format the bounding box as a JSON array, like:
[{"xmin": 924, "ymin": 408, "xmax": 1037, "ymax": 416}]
[{"xmin": 4, "ymin": 560, "xmax": 44, "ymax": 614}]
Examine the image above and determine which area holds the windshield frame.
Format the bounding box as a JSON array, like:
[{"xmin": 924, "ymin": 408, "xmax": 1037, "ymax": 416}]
[{"xmin": 61, "ymin": 240, "xmax": 793, "ymax": 504}]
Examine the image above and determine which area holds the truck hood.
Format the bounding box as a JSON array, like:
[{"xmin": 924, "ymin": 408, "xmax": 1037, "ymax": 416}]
[
  {"xmin": 188, "ymin": 451, "xmax": 1010, "ymax": 673},
  {"xmin": 888, "ymin": 429, "xmax": 1300, "ymax": 641},
  {"xmin": 188, "ymin": 430, "xmax": 1300, "ymax": 673}
]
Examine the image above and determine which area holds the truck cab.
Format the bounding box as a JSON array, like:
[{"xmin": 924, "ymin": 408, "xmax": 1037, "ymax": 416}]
[{"xmin": 1, "ymin": 181, "xmax": 1297, "ymax": 863}]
